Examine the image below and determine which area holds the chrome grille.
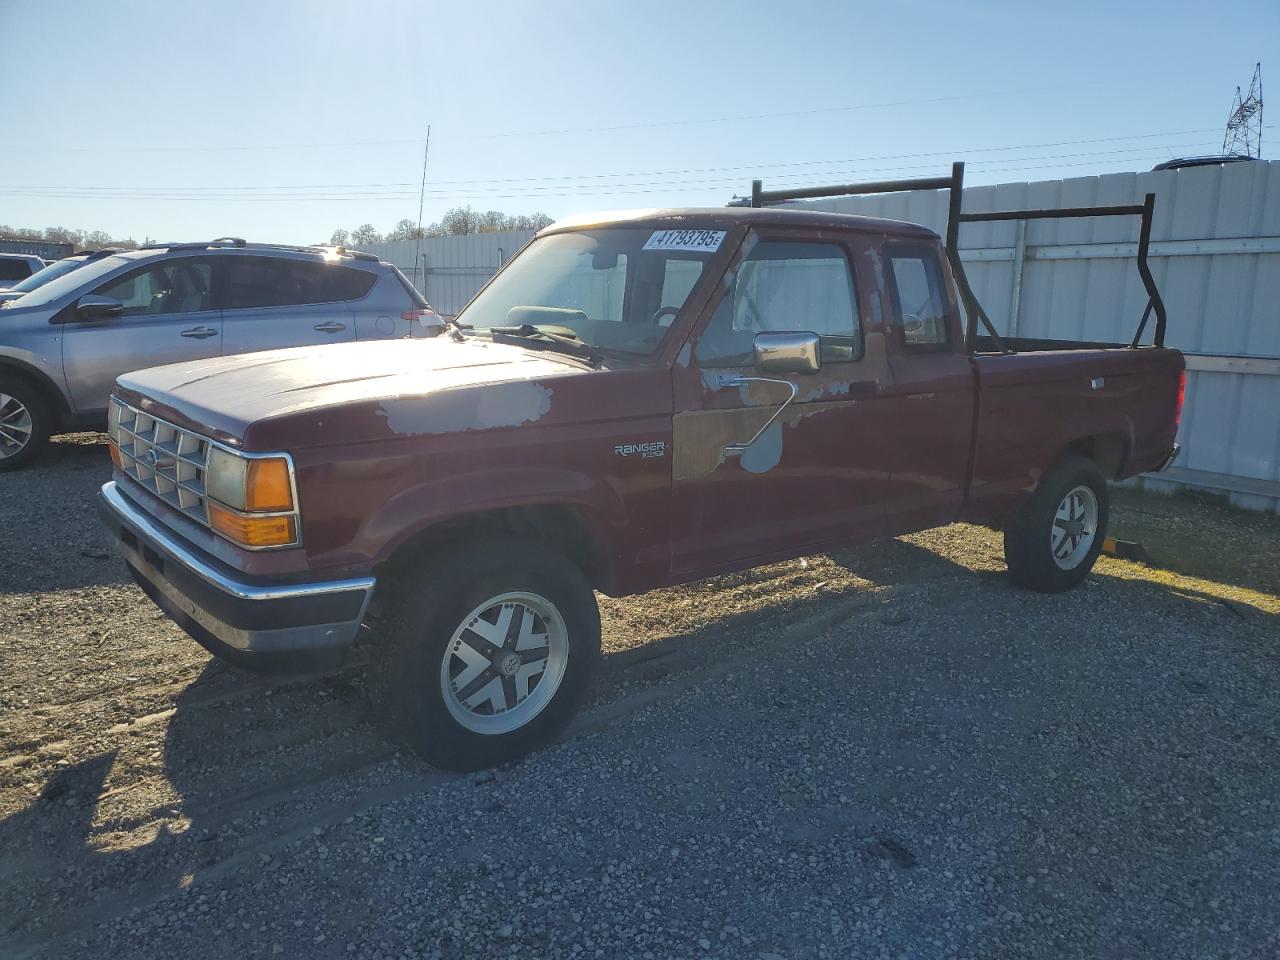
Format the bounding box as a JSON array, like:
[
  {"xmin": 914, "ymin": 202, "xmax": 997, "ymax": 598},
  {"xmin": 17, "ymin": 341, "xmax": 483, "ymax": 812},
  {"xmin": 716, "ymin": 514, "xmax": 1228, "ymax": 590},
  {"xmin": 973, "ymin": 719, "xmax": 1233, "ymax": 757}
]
[{"xmin": 110, "ymin": 398, "xmax": 212, "ymax": 528}]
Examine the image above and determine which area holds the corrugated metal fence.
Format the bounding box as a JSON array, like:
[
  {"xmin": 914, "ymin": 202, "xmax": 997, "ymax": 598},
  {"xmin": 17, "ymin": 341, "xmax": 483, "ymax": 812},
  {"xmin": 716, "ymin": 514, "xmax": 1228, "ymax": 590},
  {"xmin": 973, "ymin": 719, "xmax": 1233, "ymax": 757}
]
[
  {"xmin": 358, "ymin": 161, "xmax": 1280, "ymax": 512},
  {"xmin": 362, "ymin": 230, "xmax": 534, "ymax": 316},
  {"xmin": 793, "ymin": 160, "xmax": 1280, "ymax": 512}
]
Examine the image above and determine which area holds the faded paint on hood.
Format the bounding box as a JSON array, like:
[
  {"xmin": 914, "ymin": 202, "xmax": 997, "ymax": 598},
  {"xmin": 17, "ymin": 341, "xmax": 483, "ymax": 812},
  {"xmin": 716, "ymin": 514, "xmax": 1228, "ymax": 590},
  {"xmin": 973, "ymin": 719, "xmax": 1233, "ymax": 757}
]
[{"xmin": 115, "ymin": 338, "xmax": 590, "ymax": 447}]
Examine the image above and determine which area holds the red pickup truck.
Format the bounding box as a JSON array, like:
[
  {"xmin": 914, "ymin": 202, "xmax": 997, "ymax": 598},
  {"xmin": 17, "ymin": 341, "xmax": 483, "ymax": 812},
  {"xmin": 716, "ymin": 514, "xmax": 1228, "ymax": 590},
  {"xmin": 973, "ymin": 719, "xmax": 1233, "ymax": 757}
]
[{"xmin": 98, "ymin": 166, "xmax": 1184, "ymax": 770}]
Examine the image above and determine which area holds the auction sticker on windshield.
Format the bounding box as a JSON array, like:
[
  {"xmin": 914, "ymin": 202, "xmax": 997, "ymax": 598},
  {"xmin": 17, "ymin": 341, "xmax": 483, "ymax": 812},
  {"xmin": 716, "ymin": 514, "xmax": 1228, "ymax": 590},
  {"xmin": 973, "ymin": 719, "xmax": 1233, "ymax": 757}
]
[{"xmin": 642, "ymin": 229, "xmax": 726, "ymax": 253}]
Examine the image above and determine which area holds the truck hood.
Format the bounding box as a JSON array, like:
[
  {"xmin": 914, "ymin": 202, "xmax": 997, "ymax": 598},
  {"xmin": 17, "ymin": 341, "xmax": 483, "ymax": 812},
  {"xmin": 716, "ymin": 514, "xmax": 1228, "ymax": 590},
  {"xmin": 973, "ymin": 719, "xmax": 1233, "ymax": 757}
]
[{"xmin": 116, "ymin": 337, "xmax": 598, "ymax": 448}]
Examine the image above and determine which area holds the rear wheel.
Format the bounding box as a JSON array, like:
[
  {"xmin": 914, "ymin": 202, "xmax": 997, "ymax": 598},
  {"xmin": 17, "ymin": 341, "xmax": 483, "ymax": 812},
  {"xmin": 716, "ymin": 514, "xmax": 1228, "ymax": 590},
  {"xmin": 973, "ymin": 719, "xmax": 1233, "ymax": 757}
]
[
  {"xmin": 371, "ymin": 538, "xmax": 600, "ymax": 771},
  {"xmin": 1004, "ymin": 456, "xmax": 1109, "ymax": 593},
  {"xmin": 0, "ymin": 379, "xmax": 52, "ymax": 472}
]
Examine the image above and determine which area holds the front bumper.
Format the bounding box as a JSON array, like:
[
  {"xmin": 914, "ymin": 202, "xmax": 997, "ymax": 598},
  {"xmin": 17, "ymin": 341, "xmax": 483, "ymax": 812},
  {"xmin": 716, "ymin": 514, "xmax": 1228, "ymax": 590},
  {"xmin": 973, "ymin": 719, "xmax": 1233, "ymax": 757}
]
[{"xmin": 98, "ymin": 481, "xmax": 375, "ymax": 675}]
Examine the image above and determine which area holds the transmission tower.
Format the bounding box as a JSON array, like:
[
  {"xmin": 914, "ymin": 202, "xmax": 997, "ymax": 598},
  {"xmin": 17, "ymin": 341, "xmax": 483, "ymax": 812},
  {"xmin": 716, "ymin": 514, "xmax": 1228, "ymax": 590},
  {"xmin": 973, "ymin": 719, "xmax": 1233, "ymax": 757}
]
[{"xmin": 1222, "ymin": 62, "xmax": 1263, "ymax": 158}]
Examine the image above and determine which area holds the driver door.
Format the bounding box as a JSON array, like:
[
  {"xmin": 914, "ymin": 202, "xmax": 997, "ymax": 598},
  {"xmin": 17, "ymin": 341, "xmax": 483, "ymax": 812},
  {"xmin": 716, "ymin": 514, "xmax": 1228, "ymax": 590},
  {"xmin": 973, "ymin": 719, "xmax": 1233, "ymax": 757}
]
[
  {"xmin": 61, "ymin": 257, "xmax": 221, "ymax": 415},
  {"xmin": 669, "ymin": 230, "xmax": 897, "ymax": 576}
]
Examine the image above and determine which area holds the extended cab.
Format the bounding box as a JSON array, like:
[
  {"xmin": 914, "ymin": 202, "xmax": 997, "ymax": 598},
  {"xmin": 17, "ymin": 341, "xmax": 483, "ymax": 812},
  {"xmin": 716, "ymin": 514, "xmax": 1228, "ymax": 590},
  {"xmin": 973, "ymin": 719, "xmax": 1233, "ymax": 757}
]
[{"xmin": 98, "ymin": 168, "xmax": 1185, "ymax": 770}]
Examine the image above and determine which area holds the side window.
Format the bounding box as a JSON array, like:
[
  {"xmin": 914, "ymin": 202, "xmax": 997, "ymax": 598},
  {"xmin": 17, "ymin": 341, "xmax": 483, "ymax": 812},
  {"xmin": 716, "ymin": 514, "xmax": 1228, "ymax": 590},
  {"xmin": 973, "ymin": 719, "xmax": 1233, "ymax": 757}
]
[
  {"xmin": 695, "ymin": 240, "xmax": 861, "ymax": 367},
  {"xmin": 323, "ymin": 267, "xmax": 377, "ymax": 302},
  {"xmin": 95, "ymin": 260, "xmax": 213, "ymax": 317},
  {"xmin": 223, "ymin": 258, "xmax": 375, "ymax": 310},
  {"xmin": 0, "ymin": 260, "xmax": 30, "ymax": 282},
  {"xmin": 886, "ymin": 248, "xmax": 949, "ymax": 350}
]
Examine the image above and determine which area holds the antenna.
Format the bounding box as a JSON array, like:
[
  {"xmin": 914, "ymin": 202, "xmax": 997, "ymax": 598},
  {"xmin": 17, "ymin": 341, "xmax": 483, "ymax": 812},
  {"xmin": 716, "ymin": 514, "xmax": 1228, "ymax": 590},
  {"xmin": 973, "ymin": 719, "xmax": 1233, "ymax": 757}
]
[
  {"xmin": 1222, "ymin": 63, "xmax": 1263, "ymax": 158},
  {"xmin": 413, "ymin": 125, "xmax": 432, "ymax": 294}
]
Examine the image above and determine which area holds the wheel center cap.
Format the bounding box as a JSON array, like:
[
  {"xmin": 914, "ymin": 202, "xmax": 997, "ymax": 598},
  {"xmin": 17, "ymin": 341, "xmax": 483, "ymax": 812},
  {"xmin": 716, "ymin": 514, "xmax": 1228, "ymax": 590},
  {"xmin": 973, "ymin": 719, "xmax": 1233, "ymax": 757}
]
[
  {"xmin": 1065, "ymin": 520, "xmax": 1086, "ymax": 537},
  {"xmin": 497, "ymin": 652, "xmax": 521, "ymax": 677}
]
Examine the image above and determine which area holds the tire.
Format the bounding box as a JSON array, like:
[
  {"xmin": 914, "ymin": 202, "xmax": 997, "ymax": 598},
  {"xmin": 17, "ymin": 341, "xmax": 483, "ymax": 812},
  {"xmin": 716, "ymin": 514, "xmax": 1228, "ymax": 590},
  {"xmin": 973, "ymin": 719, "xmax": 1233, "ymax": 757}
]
[
  {"xmin": 0, "ymin": 378, "xmax": 53, "ymax": 472},
  {"xmin": 370, "ymin": 537, "xmax": 601, "ymax": 771},
  {"xmin": 1003, "ymin": 455, "xmax": 1109, "ymax": 593}
]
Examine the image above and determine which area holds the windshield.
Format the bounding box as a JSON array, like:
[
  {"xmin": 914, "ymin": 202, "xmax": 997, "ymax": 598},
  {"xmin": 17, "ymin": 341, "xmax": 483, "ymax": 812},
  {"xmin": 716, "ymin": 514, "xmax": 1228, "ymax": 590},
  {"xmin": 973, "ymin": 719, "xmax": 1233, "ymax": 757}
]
[
  {"xmin": 10, "ymin": 254, "xmax": 135, "ymax": 308},
  {"xmin": 6, "ymin": 256, "xmax": 88, "ymax": 293},
  {"xmin": 457, "ymin": 227, "xmax": 724, "ymax": 356}
]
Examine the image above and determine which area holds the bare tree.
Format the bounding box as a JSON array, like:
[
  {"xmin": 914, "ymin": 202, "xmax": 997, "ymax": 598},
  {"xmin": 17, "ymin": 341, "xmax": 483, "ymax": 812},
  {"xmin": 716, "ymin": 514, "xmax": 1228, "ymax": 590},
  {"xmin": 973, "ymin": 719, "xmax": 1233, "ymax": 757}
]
[
  {"xmin": 439, "ymin": 207, "xmax": 479, "ymax": 236},
  {"xmin": 43, "ymin": 226, "xmax": 84, "ymax": 245},
  {"xmin": 331, "ymin": 209, "xmax": 553, "ymax": 243},
  {"xmin": 385, "ymin": 218, "xmax": 424, "ymax": 241}
]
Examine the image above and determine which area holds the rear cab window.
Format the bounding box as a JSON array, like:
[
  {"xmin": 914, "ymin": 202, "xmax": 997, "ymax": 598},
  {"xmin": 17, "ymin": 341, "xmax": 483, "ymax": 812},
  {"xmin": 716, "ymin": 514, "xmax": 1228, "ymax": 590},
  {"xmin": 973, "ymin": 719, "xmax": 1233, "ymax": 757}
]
[{"xmin": 885, "ymin": 244, "xmax": 950, "ymax": 351}]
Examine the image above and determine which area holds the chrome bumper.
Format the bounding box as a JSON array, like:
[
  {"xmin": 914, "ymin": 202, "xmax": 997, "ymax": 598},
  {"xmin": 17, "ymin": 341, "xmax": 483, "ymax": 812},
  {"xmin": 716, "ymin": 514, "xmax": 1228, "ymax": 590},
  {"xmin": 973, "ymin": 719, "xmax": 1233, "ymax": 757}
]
[
  {"xmin": 98, "ymin": 481, "xmax": 374, "ymax": 673},
  {"xmin": 1155, "ymin": 442, "xmax": 1182, "ymax": 472}
]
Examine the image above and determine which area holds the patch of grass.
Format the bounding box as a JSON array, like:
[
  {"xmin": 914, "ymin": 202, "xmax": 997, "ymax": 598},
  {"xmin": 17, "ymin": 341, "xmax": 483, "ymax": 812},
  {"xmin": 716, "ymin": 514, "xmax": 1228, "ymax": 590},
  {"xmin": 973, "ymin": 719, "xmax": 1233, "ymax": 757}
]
[{"xmin": 1107, "ymin": 486, "xmax": 1280, "ymax": 599}]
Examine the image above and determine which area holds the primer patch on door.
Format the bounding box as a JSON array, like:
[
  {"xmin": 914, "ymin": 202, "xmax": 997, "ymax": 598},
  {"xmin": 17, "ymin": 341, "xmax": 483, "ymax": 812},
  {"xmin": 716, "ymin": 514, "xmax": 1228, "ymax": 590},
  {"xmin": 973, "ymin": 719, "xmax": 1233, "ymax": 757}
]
[{"xmin": 643, "ymin": 229, "xmax": 726, "ymax": 254}]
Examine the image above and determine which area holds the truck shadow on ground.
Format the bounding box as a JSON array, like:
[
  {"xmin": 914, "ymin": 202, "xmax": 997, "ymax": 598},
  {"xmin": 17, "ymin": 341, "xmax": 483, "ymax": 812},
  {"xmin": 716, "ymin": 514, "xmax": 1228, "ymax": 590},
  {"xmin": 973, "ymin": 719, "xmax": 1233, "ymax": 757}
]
[
  {"xmin": 2, "ymin": 551, "xmax": 1275, "ymax": 953},
  {"xmin": 0, "ymin": 436, "xmax": 125, "ymax": 594}
]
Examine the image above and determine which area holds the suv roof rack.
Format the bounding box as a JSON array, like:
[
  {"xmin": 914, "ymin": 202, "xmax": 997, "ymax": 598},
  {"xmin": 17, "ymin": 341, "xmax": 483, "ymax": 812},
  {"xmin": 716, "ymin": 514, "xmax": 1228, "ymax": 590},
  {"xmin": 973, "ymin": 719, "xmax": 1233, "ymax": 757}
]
[
  {"xmin": 70, "ymin": 247, "xmax": 125, "ymax": 258},
  {"xmin": 142, "ymin": 237, "xmax": 246, "ymax": 251},
  {"xmin": 137, "ymin": 238, "xmax": 380, "ymax": 262},
  {"xmin": 740, "ymin": 162, "xmax": 1167, "ymax": 352}
]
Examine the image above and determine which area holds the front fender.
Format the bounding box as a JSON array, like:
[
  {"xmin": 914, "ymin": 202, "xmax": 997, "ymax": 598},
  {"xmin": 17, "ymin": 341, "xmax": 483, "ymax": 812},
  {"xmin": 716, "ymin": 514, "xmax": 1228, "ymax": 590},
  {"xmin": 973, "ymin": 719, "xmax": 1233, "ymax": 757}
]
[{"xmin": 357, "ymin": 464, "xmax": 628, "ymax": 569}]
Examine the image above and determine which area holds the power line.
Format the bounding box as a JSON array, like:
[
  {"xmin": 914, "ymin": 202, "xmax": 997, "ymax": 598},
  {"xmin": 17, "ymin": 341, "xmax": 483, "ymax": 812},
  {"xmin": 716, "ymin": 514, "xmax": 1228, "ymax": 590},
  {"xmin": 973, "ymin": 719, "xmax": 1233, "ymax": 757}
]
[
  {"xmin": 0, "ymin": 73, "xmax": 1179, "ymax": 154},
  {"xmin": 0, "ymin": 147, "xmax": 1219, "ymax": 203},
  {"xmin": 474, "ymin": 75, "xmax": 1150, "ymax": 140},
  {"xmin": 5, "ymin": 127, "xmax": 1234, "ymax": 195}
]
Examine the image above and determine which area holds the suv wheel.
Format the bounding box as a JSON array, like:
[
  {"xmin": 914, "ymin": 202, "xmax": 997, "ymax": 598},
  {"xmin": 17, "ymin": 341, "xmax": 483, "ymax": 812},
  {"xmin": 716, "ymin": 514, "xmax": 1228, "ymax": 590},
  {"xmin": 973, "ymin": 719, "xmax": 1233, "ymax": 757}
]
[
  {"xmin": 1003, "ymin": 455, "xmax": 1109, "ymax": 593},
  {"xmin": 0, "ymin": 380, "xmax": 52, "ymax": 472},
  {"xmin": 371, "ymin": 538, "xmax": 600, "ymax": 771}
]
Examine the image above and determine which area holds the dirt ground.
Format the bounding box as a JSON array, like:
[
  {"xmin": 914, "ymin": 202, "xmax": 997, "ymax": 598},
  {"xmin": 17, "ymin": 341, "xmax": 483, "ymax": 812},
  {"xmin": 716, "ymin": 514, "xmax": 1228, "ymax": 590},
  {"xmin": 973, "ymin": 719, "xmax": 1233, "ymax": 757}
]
[{"xmin": 1, "ymin": 434, "xmax": 1277, "ymax": 959}]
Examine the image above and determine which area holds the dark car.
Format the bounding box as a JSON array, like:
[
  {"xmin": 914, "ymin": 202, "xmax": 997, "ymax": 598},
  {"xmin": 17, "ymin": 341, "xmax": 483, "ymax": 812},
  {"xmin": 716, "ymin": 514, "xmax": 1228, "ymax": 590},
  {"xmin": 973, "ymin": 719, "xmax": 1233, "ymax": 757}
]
[{"xmin": 0, "ymin": 249, "xmax": 122, "ymax": 304}]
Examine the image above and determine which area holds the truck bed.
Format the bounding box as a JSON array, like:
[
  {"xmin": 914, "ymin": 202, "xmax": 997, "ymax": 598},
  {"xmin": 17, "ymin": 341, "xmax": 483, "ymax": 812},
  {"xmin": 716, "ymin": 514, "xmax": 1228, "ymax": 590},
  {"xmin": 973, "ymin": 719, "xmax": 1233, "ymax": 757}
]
[{"xmin": 962, "ymin": 344, "xmax": 1184, "ymax": 523}]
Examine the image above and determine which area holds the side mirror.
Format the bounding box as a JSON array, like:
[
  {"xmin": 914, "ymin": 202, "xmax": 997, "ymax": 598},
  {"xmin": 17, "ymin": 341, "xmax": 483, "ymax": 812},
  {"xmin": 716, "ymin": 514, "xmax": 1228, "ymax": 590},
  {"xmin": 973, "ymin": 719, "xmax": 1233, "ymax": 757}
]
[
  {"xmin": 753, "ymin": 331, "xmax": 821, "ymax": 375},
  {"xmin": 76, "ymin": 294, "xmax": 124, "ymax": 319}
]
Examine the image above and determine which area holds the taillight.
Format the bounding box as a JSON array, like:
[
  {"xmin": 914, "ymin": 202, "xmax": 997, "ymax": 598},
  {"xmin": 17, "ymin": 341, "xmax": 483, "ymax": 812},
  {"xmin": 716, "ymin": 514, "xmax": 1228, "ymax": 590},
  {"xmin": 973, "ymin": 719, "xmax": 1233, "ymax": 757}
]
[{"xmin": 1174, "ymin": 369, "xmax": 1187, "ymax": 428}]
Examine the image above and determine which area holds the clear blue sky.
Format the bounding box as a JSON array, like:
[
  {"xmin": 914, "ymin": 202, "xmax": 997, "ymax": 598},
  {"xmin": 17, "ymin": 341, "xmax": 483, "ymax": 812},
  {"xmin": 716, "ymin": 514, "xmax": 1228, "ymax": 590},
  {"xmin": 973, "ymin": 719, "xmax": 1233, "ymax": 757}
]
[{"xmin": 2, "ymin": 0, "xmax": 1275, "ymax": 245}]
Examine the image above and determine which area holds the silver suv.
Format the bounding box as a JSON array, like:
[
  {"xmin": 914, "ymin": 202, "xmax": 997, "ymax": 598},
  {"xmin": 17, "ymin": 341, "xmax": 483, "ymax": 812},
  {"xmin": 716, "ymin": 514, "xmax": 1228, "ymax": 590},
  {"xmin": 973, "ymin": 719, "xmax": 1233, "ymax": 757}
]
[{"xmin": 0, "ymin": 238, "xmax": 434, "ymax": 469}]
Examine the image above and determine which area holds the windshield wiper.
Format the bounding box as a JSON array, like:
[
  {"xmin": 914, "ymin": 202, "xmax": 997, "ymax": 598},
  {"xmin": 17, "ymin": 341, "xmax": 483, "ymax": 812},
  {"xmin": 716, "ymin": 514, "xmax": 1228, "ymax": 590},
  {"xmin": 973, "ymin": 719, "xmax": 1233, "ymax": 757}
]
[{"xmin": 490, "ymin": 324, "xmax": 602, "ymax": 367}]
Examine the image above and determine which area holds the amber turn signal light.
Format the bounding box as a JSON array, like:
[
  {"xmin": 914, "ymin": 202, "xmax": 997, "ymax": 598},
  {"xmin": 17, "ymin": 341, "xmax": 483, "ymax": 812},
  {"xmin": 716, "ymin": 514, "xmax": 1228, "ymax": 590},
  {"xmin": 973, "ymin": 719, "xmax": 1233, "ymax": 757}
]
[
  {"xmin": 107, "ymin": 439, "xmax": 122, "ymax": 470},
  {"xmin": 208, "ymin": 503, "xmax": 297, "ymax": 548},
  {"xmin": 245, "ymin": 457, "xmax": 293, "ymax": 512}
]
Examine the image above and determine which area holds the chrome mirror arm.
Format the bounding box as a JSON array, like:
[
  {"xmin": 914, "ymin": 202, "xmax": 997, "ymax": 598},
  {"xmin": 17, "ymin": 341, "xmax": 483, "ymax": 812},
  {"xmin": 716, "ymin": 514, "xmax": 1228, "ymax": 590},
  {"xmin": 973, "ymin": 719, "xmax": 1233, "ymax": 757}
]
[{"xmin": 712, "ymin": 374, "xmax": 799, "ymax": 454}]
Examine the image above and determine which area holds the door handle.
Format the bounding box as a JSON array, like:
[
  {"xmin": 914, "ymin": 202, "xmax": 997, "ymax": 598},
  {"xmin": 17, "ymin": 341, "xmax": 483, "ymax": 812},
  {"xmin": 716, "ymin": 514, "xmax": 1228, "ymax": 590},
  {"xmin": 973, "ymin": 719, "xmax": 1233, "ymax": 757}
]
[
  {"xmin": 180, "ymin": 326, "xmax": 218, "ymax": 339},
  {"xmin": 313, "ymin": 321, "xmax": 347, "ymax": 333}
]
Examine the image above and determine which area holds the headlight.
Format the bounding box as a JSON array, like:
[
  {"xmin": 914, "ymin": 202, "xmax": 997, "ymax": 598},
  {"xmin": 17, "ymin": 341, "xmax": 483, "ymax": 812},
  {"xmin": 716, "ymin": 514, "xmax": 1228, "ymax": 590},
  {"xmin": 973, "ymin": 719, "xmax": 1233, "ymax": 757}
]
[
  {"xmin": 206, "ymin": 448, "xmax": 249, "ymax": 509},
  {"xmin": 205, "ymin": 447, "xmax": 298, "ymax": 548}
]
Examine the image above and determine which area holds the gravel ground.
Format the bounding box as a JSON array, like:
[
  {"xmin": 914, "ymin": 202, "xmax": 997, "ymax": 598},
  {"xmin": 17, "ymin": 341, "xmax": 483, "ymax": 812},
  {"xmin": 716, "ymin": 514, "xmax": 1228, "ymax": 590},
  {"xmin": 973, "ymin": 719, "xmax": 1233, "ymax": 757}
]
[{"xmin": 2, "ymin": 434, "xmax": 1278, "ymax": 959}]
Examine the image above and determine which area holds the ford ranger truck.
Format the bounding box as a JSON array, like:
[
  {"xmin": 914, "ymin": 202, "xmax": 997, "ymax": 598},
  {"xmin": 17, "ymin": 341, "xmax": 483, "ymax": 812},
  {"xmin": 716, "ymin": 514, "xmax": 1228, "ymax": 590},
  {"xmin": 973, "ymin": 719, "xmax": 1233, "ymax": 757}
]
[{"xmin": 98, "ymin": 170, "xmax": 1185, "ymax": 770}]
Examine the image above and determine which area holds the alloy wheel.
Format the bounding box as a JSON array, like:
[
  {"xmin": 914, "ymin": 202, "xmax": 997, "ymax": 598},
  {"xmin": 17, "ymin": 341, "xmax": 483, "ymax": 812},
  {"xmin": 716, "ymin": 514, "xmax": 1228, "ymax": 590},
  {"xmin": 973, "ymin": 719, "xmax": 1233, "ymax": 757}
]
[
  {"xmin": 0, "ymin": 393, "xmax": 33, "ymax": 460},
  {"xmin": 1050, "ymin": 484, "xmax": 1099, "ymax": 570},
  {"xmin": 439, "ymin": 591, "xmax": 569, "ymax": 735}
]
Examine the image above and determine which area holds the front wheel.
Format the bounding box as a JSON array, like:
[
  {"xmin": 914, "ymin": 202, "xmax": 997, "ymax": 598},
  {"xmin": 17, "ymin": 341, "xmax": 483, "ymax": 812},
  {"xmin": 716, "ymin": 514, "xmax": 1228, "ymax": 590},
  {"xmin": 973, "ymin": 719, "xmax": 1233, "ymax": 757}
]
[
  {"xmin": 371, "ymin": 538, "xmax": 601, "ymax": 771},
  {"xmin": 1003, "ymin": 456, "xmax": 1109, "ymax": 593},
  {"xmin": 0, "ymin": 380, "xmax": 52, "ymax": 472}
]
